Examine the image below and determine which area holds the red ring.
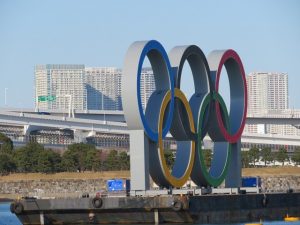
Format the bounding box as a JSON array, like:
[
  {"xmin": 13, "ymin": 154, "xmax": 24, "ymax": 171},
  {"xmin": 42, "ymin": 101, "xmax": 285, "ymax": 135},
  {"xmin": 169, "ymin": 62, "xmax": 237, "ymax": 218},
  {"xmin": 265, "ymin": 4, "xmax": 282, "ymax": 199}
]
[{"xmin": 215, "ymin": 50, "xmax": 247, "ymax": 143}]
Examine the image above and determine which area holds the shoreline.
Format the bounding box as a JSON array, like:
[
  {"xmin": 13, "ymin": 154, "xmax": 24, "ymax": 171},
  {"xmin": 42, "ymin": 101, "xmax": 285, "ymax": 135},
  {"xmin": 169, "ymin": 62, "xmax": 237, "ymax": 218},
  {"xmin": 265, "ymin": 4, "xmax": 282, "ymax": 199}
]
[
  {"xmin": 0, "ymin": 198, "xmax": 12, "ymax": 203},
  {"xmin": 0, "ymin": 167, "xmax": 299, "ymax": 182},
  {"xmin": 1, "ymin": 167, "xmax": 299, "ymax": 200},
  {"xmin": 0, "ymin": 170, "xmax": 130, "ymax": 182}
]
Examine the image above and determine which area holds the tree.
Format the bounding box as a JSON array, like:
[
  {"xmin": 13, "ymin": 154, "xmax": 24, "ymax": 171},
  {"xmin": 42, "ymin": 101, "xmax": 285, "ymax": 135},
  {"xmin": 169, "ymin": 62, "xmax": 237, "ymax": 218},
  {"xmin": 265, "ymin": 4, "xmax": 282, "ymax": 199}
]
[
  {"xmin": 260, "ymin": 147, "xmax": 272, "ymax": 166},
  {"xmin": 119, "ymin": 151, "xmax": 130, "ymax": 170},
  {"xmin": 292, "ymin": 147, "xmax": 300, "ymax": 166},
  {"xmin": 61, "ymin": 143, "xmax": 97, "ymax": 171},
  {"xmin": 104, "ymin": 150, "xmax": 119, "ymax": 171},
  {"xmin": 241, "ymin": 151, "xmax": 250, "ymax": 168},
  {"xmin": 0, "ymin": 133, "xmax": 13, "ymax": 155},
  {"xmin": 164, "ymin": 149, "xmax": 175, "ymax": 169},
  {"xmin": 248, "ymin": 147, "xmax": 260, "ymax": 166},
  {"xmin": 14, "ymin": 142, "xmax": 44, "ymax": 172},
  {"xmin": 276, "ymin": 147, "xmax": 289, "ymax": 166},
  {"xmin": 85, "ymin": 149, "xmax": 102, "ymax": 171},
  {"xmin": 269, "ymin": 151, "xmax": 277, "ymax": 165},
  {"xmin": 37, "ymin": 150, "xmax": 62, "ymax": 173},
  {"xmin": 68, "ymin": 143, "xmax": 89, "ymax": 171},
  {"xmin": 61, "ymin": 150, "xmax": 78, "ymax": 172},
  {"xmin": 0, "ymin": 153, "xmax": 16, "ymax": 175},
  {"xmin": 203, "ymin": 149, "xmax": 212, "ymax": 168}
]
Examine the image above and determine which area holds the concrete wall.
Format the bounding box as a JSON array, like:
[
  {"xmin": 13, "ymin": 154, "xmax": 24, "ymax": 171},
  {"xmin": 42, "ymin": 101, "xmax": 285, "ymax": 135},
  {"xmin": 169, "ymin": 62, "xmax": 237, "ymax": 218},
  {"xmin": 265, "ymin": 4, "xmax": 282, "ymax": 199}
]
[{"xmin": 1, "ymin": 176, "xmax": 300, "ymax": 199}]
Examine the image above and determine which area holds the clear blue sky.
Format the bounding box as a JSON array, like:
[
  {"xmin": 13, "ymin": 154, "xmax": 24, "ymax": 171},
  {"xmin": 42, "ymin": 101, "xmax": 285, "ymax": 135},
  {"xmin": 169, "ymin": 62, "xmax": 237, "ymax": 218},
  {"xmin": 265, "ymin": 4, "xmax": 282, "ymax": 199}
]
[{"xmin": 0, "ymin": 0, "xmax": 299, "ymax": 108}]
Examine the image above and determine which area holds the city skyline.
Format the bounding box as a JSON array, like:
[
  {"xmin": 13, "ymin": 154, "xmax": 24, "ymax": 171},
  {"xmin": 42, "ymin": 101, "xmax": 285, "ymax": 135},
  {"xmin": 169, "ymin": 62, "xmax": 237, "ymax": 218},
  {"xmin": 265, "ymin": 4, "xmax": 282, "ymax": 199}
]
[
  {"xmin": 34, "ymin": 64, "xmax": 154, "ymax": 111},
  {"xmin": 245, "ymin": 72, "xmax": 300, "ymax": 136},
  {"xmin": 0, "ymin": 0, "xmax": 300, "ymax": 108}
]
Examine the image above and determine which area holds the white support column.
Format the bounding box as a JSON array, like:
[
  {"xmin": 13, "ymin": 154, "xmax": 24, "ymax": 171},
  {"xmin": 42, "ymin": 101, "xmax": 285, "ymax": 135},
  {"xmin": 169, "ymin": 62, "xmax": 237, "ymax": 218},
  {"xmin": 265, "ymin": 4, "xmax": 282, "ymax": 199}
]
[
  {"xmin": 40, "ymin": 211, "xmax": 44, "ymax": 225},
  {"xmin": 73, "ymin": 129, "xmax": 88, "ymax": 143},
  {"xmin": 129, "ymin": 130, "xmax": 150, "ymax": 193},
  {"xmin": 154, "ymin": 209, "xmax": 159, "ymax": 225}
]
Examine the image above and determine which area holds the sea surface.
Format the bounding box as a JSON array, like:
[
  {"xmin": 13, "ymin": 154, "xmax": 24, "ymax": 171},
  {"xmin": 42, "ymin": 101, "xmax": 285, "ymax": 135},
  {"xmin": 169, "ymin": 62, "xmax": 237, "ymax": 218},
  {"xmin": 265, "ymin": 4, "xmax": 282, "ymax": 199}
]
[
  {"xmin": 1, "ymin": 202, "xmax": 299, "ymax": 225},
  {"xmin": 0, "ymin": 203, "xmax": 22, "ymax": 225}
]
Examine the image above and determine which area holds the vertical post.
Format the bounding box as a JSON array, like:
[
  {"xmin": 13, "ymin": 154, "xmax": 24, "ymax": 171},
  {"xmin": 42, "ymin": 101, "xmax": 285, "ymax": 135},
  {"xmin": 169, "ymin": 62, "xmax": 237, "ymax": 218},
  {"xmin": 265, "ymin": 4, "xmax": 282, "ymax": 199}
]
[
  {"xmin": 102, "ymin": 91, "xmax": 106, "ymax": 123},
  {"xmin": 36, "ymin": 97, "xmax": 39, "ymax": 112},
  {"xmin": 129, "ymin": 130, "xmax": 150, "ymax": 193},
  {"xmin": 225, "ymin": 139, "xmax": 241, "ymax": 188},
  {"xmin": 154, "ymin": 209, "xmax": 159, "ymax": 225},
  {"xmin": 65, "ymin": 94, "xmax": 72, "ymax": 118},
  {"xmin": 71, "ymin": 95, "xmax": 74, "ymax": 118},
  {"xmin": 40, "ymin": 211, "xmax": 44, "ymax": 225},
  {"xmin": 4, "ymin": 88, "xmax": 8, "ymax": 106}
]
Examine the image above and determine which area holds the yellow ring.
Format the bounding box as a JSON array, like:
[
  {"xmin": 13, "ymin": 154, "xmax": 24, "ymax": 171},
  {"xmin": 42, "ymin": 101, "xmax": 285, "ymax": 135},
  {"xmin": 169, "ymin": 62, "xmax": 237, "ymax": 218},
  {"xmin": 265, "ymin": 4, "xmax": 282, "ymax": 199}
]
[{"xmin": 158, "ymin": 88, "xmax": 195, "ymax": 187}]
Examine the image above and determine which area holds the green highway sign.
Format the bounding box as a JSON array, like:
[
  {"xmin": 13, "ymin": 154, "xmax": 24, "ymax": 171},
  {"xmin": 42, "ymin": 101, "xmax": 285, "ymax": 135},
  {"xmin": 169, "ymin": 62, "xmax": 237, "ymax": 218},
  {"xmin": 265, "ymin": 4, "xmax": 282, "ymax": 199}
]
[
  {"xmin": 38, "ymin": 96, "xmax": 47, "ymax": 102},
  {"xmin": 48, "ymin": 95, "xmax": 56, "ymax": 101},
  {"xmin": 38, "ymin": 95, "xmax": 56, "ymax": 102}
]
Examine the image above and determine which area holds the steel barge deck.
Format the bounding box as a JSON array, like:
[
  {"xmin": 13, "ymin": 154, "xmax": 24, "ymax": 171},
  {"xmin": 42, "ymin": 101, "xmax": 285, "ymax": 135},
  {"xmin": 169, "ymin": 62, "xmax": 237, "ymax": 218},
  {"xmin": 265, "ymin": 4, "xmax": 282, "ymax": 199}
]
[{"xmin": 11, "ymin": 192, "xmax": 300, "ymax": 224}]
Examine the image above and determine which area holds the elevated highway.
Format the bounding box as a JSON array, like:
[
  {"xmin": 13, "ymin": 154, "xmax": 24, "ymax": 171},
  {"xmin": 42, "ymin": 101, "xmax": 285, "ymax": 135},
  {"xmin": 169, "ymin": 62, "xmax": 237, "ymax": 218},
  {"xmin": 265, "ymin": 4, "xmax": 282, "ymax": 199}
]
[
  {"xmin": 246, "ymin": 113, "xmax": 300, "ymax": 126},
  {"xmin": 0, "ymin": 109, "xmax": 299, "ymax": 148},
  {"xmin": 2, "ymin": 107, "xmax": 125, "ymax": 122},
  {"xmin": 1, "ymin": 109, "xmax": 300, "ymax": 128},
  {"xmin": 0, "ymin": 110, "xmax": 128, "ymax": 134},
  {"xmin": 3, "ymin": 108, "xmax": 300, "ymax": 126},
  {"xmin": 241, "ymin": 133, "xmax": 300, "ymax": 147}
]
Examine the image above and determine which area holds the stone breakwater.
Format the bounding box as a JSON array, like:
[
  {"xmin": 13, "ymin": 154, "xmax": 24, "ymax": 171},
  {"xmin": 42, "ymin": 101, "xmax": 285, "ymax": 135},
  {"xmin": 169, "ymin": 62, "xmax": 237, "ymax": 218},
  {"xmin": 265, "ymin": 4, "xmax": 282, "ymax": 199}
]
[
  {"xmin": 261, "ymin": 175, "xmax": 300, "ymax": 192},
  {"xmin": 0, "ymin": 176, "xmax": 300, "ymax": 198},
  {"xmin": 0, "ymin": 179, "xmax": 106, "ymax": 198}
]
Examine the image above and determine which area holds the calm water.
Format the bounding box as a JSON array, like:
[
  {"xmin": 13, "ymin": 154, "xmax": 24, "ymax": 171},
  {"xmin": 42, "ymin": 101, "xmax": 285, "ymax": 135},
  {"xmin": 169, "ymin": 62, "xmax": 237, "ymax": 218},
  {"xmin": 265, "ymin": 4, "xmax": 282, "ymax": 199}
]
[
  {"xmin": 0, "ymin": 203, "xmax": 22, "ymax": 225},
  {"xmin": 1, "ymin": 202, "xmax": 299, "ymax": 225}
]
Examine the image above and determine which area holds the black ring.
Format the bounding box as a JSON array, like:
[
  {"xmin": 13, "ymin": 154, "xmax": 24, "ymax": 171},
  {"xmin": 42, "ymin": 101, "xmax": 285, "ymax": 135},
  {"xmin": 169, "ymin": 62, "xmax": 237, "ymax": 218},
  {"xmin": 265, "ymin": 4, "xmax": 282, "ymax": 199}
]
[
  {"xmin": 13, "ymin": 202, "xmax": 24, "ymax": 214},
  {"xmin": 92, "ymin": 197, "xmax": 103, "ymax": 208},
  {"xmin": 172, "ymin": 200, "xmax": 183, "ymax": 211}
]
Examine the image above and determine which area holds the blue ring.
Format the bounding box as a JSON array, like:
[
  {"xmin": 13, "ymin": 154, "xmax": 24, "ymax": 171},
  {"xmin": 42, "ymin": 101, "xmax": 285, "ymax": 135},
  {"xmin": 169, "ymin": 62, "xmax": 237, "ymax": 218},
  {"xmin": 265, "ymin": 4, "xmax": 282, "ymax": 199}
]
[{"xmin": 137, "ymin": 40, "xmax": 175, "ymax": 141}]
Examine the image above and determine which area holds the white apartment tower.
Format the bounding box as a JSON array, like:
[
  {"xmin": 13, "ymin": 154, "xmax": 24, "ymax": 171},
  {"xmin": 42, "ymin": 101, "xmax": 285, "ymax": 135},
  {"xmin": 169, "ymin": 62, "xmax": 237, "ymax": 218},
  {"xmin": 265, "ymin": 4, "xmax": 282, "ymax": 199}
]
[
  {"xmin": 85, "ymin": 67, "xmax": 155, "ymax": 111},
  {"xmin": 245, "ymin": 72, "xmax": 297, "ymax": 135},
  {"xmin": 35, "ymin": 65, "xmax": 155, "ymax": 112},
  {"xmin": 140, "ymin": 68, "xmax": 155, "ymax": 110},
  {"xmin": 85, "ymin": 67, "xmax": 122, "ymax": 110},
  {"xmin": 35, "ymin": 64, "xmax": 87, "ymax": 110},
  {"xmin": 247, "ymin": 72, "xmax": 288, "ymax": 114}
]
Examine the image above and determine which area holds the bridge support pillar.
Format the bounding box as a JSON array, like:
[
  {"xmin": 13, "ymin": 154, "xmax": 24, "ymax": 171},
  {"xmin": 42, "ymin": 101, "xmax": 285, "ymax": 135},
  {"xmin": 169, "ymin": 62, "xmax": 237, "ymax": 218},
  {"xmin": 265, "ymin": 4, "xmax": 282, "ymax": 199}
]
[{"xmin": 73, "ymin": 129, "xmax": 90, "ymax": 143}]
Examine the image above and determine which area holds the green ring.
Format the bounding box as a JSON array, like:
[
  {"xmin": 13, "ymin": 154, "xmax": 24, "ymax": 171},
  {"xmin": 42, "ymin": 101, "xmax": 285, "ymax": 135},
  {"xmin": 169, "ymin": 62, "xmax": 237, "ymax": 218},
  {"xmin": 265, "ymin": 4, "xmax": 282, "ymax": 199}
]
[{"xmin": 196, "ymin": 92, "xmax": 232, "ymax": 187}]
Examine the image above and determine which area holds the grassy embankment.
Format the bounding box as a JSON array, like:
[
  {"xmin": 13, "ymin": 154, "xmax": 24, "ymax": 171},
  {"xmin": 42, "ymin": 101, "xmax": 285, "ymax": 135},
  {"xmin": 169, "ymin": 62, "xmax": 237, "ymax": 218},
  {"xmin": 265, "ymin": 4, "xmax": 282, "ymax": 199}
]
[
  {"xmin": 242, "ymin": 166, "xmax": 300, "ymax": 177},
  {"xmin": 0, "ymin": 170, "xmax": 130, "ymax": 181},
  {"xmin": 0, "ymin": 167, "xmax": 299, "ymax": 181}
]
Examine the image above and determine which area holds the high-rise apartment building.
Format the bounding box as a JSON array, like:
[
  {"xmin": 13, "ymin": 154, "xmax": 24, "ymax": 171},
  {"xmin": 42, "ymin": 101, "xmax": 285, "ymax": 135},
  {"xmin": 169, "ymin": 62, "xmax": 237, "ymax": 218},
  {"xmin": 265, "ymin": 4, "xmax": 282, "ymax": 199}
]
[
  {"xmin": 247, "ymin": 72, "xmax": 288, "ymax": 114},
  {"xmin": 86, "ymin": 67, "xmax": 122, "ymax": 110},
  {"xmin": 35, "ymin": 65, "xmax": 155, "ymax": 112},
  {"xmin": 245, "ymin": 72, "xmax": 300, "ymax": 136},
  {"xmin": 35, "ymin": 64, "xmax": 87, "ymax": 110},
  {"xmin": 140, "ymin": 68, "xmax": 155, "ymax": 110}
]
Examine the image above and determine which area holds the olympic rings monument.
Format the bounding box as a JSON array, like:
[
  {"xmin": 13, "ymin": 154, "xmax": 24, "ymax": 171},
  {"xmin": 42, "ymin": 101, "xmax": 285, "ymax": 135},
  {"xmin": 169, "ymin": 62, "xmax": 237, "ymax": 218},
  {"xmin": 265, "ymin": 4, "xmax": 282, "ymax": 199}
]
[
  {"xmin": 122, "ymin": 40, "xmax": 247, "ymax": 194},
  {"xmin": 12, "ymin": 41, "xmax": 300, "ymax": 225}
]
